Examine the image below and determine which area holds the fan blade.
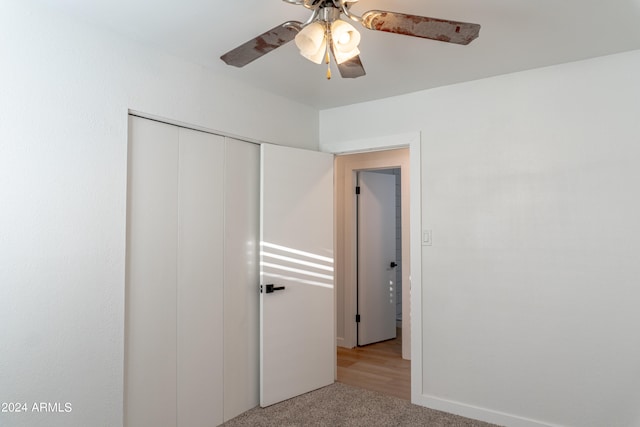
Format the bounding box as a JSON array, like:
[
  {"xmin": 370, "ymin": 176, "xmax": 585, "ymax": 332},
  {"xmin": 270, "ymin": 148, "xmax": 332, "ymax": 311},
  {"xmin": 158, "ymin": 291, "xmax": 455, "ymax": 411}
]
[
  {"xmin": 337, "ymin": 55, "xmax": 366, "ymax": 79},
  {"xmin": 361, "ymin": 11, "xmax": 480, "ymax": 45},
  {"xmin": 329, "ymin": 43, "xmax": 366, "ymax": 79},
  {"xmin": 221, "ymin": 21, "xmax": 302, "ymax": 67}
]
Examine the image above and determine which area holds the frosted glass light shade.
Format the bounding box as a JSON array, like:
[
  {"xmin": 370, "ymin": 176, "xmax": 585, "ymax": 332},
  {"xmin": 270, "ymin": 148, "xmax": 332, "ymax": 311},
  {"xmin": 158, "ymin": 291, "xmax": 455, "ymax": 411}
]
[
  {"xmin": 295, "ymin": 22, "xmax": 327, "ymax": 64},
  {"xmin": 331, "ymin": 20, "xmax": 361, "ymax": 64}
]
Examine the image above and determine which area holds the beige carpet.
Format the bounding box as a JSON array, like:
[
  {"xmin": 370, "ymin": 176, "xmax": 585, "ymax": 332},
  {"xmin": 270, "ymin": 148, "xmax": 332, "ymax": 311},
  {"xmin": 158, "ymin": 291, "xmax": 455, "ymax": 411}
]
[{"xmin": 223, "ymin": 382, "xmax": 501, "ymax": 427}]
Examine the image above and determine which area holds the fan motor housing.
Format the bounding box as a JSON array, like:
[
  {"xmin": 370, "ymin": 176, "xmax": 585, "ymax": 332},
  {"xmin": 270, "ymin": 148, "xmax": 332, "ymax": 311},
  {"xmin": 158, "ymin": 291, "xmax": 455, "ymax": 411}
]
[{"xmin": 319, "ymin": 7, "xmax": 341, "ymax": 22}]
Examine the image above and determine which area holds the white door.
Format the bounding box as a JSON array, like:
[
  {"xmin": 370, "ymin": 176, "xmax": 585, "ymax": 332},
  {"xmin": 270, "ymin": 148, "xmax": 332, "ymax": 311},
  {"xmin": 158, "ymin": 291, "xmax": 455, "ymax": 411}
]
[
  {"xmin": 357, "ymin": 171, "xmax": 397, "ymax": 346},
  {"xmin": 260, "ymin": 144, "xmax": 335, "ymax": 407}
]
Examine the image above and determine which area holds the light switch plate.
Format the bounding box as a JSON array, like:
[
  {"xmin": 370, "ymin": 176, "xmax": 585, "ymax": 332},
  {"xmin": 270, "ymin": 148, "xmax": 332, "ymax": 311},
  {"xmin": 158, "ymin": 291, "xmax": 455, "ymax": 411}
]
[{"xmin": 422, "ymin": 229, "xmax": 432, "ymax": 246}]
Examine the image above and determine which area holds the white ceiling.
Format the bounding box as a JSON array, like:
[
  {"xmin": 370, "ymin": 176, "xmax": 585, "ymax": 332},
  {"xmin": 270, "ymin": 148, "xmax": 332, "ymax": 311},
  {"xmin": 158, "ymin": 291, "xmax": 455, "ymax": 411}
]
[{"xmin": 41, "ymin": 0, "xmax": 640, "ymax": 109}]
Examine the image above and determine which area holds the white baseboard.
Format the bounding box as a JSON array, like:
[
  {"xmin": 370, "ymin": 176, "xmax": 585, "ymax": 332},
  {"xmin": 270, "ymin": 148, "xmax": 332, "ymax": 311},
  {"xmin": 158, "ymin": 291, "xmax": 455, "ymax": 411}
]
[{"xmin": 413, "ymin": 393, "xmax": 561, "ymax": 427}]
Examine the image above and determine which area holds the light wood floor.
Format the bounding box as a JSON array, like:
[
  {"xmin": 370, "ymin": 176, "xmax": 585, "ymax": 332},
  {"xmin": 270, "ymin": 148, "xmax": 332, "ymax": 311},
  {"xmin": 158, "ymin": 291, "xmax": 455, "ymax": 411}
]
[{"xmin": 336, "ymin": 329, "xmax": 411, "ymax": 401}]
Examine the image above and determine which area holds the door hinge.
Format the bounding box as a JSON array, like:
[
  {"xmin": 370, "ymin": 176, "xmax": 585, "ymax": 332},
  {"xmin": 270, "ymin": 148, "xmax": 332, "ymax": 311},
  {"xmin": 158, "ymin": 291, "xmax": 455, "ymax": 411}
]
[
  {"xmin": 355, "ymin": 186, "xmax": 360, "ymax": 195},
  {"xmin": 355, "ymin": 314, "xmax": 361, "ymax": 323}
]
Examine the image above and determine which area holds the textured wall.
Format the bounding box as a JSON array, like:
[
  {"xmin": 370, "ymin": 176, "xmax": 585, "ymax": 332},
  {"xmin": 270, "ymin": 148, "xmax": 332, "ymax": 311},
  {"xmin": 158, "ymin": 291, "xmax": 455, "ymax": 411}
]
[
  {"xmin": 321, "ymin": 50, "xmax": 640, "ymax": 427},
  {"xmin": 0, "ymin": 2, "xmax": 317, "ymax": 426}
]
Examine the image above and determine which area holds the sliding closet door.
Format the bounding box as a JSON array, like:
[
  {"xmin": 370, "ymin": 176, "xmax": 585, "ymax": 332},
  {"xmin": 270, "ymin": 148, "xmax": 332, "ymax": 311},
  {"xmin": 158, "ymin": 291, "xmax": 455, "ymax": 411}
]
[
  {"xmin": 177, "ymin": 129, "xmax": 224, "ymax": 426},
  {"xmin": 126, "ymin": 116, "xmax": 226, "ymax": 427},
  {"xmin": 223, "ymin": 138, "xmax": 260, "ymax": 421},
  {"xmin": 125, "ymin": 117, "xmax": 179, "ymax": 427}
]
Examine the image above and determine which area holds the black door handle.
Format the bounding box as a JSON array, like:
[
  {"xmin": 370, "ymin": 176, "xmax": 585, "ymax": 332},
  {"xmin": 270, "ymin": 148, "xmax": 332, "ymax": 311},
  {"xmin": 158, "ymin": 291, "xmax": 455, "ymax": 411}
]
[
  {"xmin": 262, "ymin": 284, "xmax": 286, "ymax": 294},
  {"xmin": 390, "ymin": 262, "xmax": 398, "ymax": 268}
]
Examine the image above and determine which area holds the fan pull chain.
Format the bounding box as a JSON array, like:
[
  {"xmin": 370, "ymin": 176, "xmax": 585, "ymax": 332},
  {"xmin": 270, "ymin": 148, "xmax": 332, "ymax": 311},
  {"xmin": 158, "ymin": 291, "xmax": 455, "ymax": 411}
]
[
  {"xmin": 325, "ymin": 24, "xmax": 331, "ymax": 80},
  {"xmin": 325, "ymin": 50, "xmax": 331, "ymax": 80}
]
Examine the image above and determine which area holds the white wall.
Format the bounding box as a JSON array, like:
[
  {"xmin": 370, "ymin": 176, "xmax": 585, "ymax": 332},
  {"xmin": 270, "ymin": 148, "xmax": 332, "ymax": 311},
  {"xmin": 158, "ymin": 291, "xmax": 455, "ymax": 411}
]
[
  {"xmin": 320, "ymin": 50, "xmax": 640, "ymax": 427},
  {"xmin": 0, "ymin": 1, "xmax": 318, "ymax": 426}
]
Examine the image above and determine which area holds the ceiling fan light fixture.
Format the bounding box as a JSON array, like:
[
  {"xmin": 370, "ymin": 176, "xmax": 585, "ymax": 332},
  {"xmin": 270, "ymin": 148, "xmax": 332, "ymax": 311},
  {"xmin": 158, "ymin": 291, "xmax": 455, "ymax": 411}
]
[
  {"xmin": 223, "ymin": 1, "xmax": 481, "ymax": 80},
  {"xmin": 295, "ymin": 22, "xmax": 327, "ymax": 64},
  {"xmin": 331, "ymin": 19, "xmax": 361, "ymax": 64},
  {"xmin": 332, "ymin": 20, "xmax": 360, "ymax": 51}
]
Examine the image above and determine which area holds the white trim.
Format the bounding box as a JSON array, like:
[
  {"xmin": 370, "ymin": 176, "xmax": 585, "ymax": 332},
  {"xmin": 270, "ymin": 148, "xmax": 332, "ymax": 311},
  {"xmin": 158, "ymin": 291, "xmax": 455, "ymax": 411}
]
[
  {"xmin": 414, "ymin": 394, "xmax": 562, "ymax": 427},
  {"xmin": 321, "ymin": 132, "xmax": 420, "ymax": 154},
  {"xmin": 322, "ymin": 130, "xmax": 422, "ymax": 394},
  {"xmin": 408, "ymin": 133, "xmax": 422, "ymax": 403}
]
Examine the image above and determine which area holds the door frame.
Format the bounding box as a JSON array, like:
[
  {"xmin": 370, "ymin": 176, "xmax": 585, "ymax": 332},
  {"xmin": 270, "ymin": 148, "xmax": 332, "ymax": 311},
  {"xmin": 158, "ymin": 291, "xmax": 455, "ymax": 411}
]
[{"xmin": 328, "ymin": 132, "xmax": 422, "ymax": 404}]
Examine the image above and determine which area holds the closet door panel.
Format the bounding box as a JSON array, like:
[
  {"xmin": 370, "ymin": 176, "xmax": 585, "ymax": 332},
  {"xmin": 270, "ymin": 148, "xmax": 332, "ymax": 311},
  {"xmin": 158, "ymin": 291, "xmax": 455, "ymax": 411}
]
[
  {"xmin": 125, "ymin": 116, "xmax": 179, "ymax": 427},
  {"xmin": 177, "ymin": 128, "xmax": 225, "ymax": 427},
  {"xmin": 223, "ymin": 138, "xmax": 260, "ymax": 421}
]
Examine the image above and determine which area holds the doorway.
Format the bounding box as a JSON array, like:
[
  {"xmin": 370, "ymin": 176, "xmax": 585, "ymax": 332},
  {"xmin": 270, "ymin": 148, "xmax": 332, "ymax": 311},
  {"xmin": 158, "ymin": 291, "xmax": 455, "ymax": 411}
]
[{"xmin": 334, "ymin": 148, "xmax": 411, "ymax": 399}]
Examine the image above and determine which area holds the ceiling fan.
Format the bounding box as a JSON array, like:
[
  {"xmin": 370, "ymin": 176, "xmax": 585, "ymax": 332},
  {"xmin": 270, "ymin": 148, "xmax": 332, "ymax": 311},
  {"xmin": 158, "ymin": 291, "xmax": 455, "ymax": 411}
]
[{"xmin": 220, "ymin": 0, "xmax": 481, "ymax": 79}]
